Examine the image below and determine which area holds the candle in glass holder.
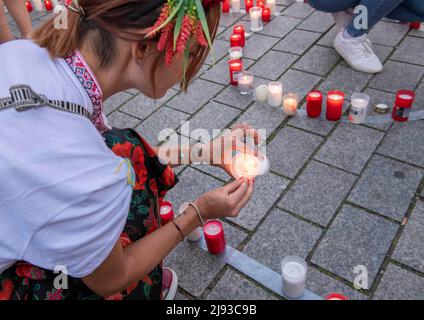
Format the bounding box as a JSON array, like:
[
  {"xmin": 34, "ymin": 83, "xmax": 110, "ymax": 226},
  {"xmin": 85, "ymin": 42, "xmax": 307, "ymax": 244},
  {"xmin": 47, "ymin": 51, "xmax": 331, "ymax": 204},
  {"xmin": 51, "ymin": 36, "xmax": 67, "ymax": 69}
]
[
  {"xmin": 44, "ymin": 0, "xmax": 53, "ymax": 11},
  {"xmin": 266, "ymin": 0, "xmax": 276, "ymax": 15},
  {"xmin": 222, "ymin": 0, "xmax": 230, "ymax": 13},
  {"xmin": 228, "ymin": 46, "xmax": 243, "ymax": 60},
  {"xmin": 228, "ymin": 59, "xmax": 243, "ymax": 85},
  {"xmin": 349, "ymin": 92, "xmax": 369, "ymax": 124},
  {"xmin": 410, "ymin": 22, "xmax": 421, "ymax": 29},
  {"xmin": 326, "ymin": 90, "xmax": 345, "ymax": 121},
  {"xmin": 204, "ymin": 220, "xmax": 226, "ymax": 255},
  {"xmin": 256, "ymin": 0, "xmax": 265, "ymax": 9},
  {"xmin": 306, "ymin": 90, "xmax": 323, "ymax": 118},
  {"xmin": 231, "ymin": 0, "xmax": 241, "ymax": 13},
  {"xmin": 26, "ymin": 1, "xmax": 33, "ymax": 12},
  {"xmin": 255, "ymin": 84, "xmax": 268, "ymax": 102},
  {"xmin": 392, "ymin": 90, "xmax": 415, "ymax": 122},
  {"xmin": 160, "ymin": 201, "xmax": 174, "ymax": 226},
  {"xmin": 230, "ymin": 33, "xmax": 242, "ymax": 47},
  {"xmin": 283, "ymin": 93, "xmax": 299, "ymax": 116},
  {"xmin": 262, "ymin": 7, "xmax": 271, "ymax": 22},
  {"xmin": 187, "ymin": 227, "xmax": 203, "ymax": 242},
  {"xmin": 237, "ymin": 71, "xmax": 254, "ymax": 95},
  {"xmin": 267, "ymin": 81, "xmax": 283, "ymax": 107},
  {"xmin": 249, "ymin": 7, "xmax": 263, "ymax": 32},
  {"xmin": 233, "ymin": 25, "xmax": 245, "ymax": 47},
  {"xmin": 231, "ymin": 153, "xmax": 270, "ymax": 179},
  {"xmin": 281, "ymin": 256, "xmax": 307, "ymax": 299},
  {"xmin": 33, "ymin": 0, "xmax": 43, "ymax": 11},
  {"xmin": 245, "ymin": 0, "xmax": 254, "ymax": 13}
]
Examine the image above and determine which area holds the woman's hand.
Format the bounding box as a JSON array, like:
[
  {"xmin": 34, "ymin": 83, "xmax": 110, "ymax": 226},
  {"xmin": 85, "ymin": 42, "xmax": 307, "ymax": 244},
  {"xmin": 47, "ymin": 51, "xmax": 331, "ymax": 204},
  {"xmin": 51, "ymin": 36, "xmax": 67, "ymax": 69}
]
[{"xmin": 195, "ymin": 178, "xmax": 254, "ymax": 220}]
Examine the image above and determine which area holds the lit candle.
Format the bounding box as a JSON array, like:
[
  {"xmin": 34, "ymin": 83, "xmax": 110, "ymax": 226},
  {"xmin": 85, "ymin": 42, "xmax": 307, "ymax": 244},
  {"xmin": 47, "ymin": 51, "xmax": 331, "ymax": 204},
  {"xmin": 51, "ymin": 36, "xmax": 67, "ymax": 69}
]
[
  {"xmin": 160, "ymin": 201, "xmax": 174, "ymax": 226},
  {"xmin": 249, "ymin": 6, "xmax": 263, "ymax": 32},
  {"xmin": 222, "ymin": 0, "xmax": 230, "ymax": 13},
  {"xmin": 410, "ymin": 22, "xmax": 421, "ymax": 29},
  {"xmin": 26, "ymin": 1, "xmax": 33, "ymax": 12},
  {"xmin": 325, "ymin": 293, "xmax": 348, "ymax": 300},
  {"xmin": 392, "ymin": 90, "xmax": 415, "ymax": 122},
  {"xmin": 33, "ymin": 0, "xmax": 43, "ymax": 11},
  {"xmin": 267, "ymin": 81, "xmax": 283, "ymax": 107},
  {"xmin": 245, "ymin": 0, "xmax": 254, "ymax": 13},
  {"xmin": 231, "ymin": 153, "xmax": 270, "ymax": 179},
  {"xmin": 374, "ymin": 103, "xmax": 389, "ymax": 114},
  {"xmin": 231, "ymin": 0, "xmax": 241, "ymax": 13},
  {"xmin": 230, "ymin": 33, "xmax": 242, "ymax": 47},
  {"xmin": 237, "ymin": 71, "xmax": 254, "ymax": 95},
  {"xmin": 204, "ymin": 220, "xmax": 226, "ymax": 255},
  {"xmin": 326, "ymin": 90, "xmax": 345, "ymax": 121},
  {"xmin": 228, "ymin": 59, "xmax": 243, "ymax": 85},
  {"xmin": 233, "ymin": 25, "xmax": 245, "ymax": 47},
  {"xmin": 306, "ymin": 90, "xmax": 323, "ymax": 118},
  {"xmin": 228, "ymin": 46, "xmax": 243, "ymax": 60},
  {"xmin": 256, "ymin": 0, "xmax": 265, "ymax": 9},
  {"xmin": 349, "ymin": 92, "xmax": 369, "ymax": 124},
  {"xmin": 281, "ymin": 256, "xmax": 307, "ymax": 299},
  {"xmin": 266, "ymin": 0, "xmax": 276, "ymax": 15},
  {"xmin": 283, "ymin": 93, "xmax": 299, "ymax": 116},
  {"xmin": 255, "ymin": 84, "xmax": 268, "ymax": 103},
  {"xmin": 262, "ymin": 6, "xmax": 271, "ymax": 22},
  {"xmin": 187, "ymin": 227, "xmax": 202, "ymax": 242},
  {"xmin": 44, "ymin": 0, "xmax": 53, "ymax": 11}
]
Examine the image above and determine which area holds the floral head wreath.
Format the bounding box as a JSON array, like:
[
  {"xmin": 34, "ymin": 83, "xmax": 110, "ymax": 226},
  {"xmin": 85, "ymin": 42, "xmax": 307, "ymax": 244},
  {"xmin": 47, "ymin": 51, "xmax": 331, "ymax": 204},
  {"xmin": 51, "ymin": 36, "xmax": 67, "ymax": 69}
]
[{"xmin": 145, "ymin": 0, "xmax": 220, "ymax": 67}]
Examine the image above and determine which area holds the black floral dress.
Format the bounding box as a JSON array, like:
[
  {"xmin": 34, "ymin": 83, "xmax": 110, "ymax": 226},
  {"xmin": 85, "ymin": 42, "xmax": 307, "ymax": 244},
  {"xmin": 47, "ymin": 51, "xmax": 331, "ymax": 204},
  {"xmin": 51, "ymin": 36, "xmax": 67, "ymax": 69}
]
[{"xmin": 0, "ymin": 128, "xmax": 177, "ymax": 300}]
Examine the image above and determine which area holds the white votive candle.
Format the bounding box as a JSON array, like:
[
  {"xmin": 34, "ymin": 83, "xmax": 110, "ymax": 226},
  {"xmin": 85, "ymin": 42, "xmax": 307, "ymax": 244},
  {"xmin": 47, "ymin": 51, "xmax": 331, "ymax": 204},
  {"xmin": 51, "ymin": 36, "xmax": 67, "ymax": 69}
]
[
  {"xmin": 349, "ymin": 92, "xmax": 370, "ymax": 124},
  {"xmin": 283, "ymin": 93, "xmax": 299, "ymax": 116},
  {"xmin": 231, "ymin": 0, "xmax": 241, "ymax": 13},
  {"xmin": 187, "ymin": 227, "xmax": 202, "ymax": 242},
  {"xmin": 33, "ymin": 0, "xmax": 44, "ymax": 11},
  {"xmin": 229, "ymin": 46, "xmax": 243, "ymax": 60},
  {"xmin": 237, "ymin": 71, "xmax": 254, "ymax": 95},
  {"xmin": 249, "ymin": 7, "xmax": 263, "ymax": 32},
  {"xmin": 267, "ymin": 81, "xmax": 283, "ymax": 107},
  {"xmin": 281, "ymin": 256, "xmax": 307, "ymax": 299},
  {"xmin": 255, "ymin": 84, "xmax": 268, "ymax": 102},
  {"xmin": 266, "ymin": 0, "xmax": 276, "ymax": 15}
]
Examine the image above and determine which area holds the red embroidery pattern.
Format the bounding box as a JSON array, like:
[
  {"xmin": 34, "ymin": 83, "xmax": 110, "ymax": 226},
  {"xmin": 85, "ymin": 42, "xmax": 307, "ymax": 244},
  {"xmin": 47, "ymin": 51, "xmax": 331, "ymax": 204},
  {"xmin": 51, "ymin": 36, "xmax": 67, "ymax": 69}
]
[{"xmin": 64, "ymin": 50, "xmax": 111, "ymax": 133}]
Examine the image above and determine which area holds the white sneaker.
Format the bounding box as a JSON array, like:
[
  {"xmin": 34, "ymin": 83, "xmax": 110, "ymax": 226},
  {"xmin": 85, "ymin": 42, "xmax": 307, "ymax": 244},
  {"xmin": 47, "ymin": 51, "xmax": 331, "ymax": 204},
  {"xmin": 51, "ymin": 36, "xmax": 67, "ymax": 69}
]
[
  {"xmin": 332, "ymin": 9, "xmax": 354, "ymax": 32},
  {"xmin": 162, "ymin": 267, "xmax": 178, "ymax": 300},
  {"xmin": 333, "ymin": 30, "xmax": 383, "ymax": 74}
]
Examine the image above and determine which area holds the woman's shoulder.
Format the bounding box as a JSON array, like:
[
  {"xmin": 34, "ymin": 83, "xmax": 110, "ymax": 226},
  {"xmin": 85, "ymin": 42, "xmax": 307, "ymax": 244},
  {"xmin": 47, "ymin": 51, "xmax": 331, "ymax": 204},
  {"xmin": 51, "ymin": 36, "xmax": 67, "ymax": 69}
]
[{"xmin": 0, "ymin": 39, "xmax": 49, "ymax": 59}]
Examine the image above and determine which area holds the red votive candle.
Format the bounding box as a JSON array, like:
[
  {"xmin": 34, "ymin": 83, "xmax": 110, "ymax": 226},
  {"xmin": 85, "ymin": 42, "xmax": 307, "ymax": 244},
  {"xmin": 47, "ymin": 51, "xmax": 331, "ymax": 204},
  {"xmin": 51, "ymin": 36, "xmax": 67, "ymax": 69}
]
[
  {"xmin": 325, "ymin": 293, "xmax": 348, "ymax": 300},
  {"xmin": 222, "ymin": 0, "xmax": 230, "ymax": 13},
  {"xmin": 44, "ymin": 0, "xmax": 53, "ymax": 11},
  {"xmin": 203, "ymin": 220, "xmax": 226, "ymax": 255},
  {"xmin": 160, "ymin": 201, "xmax": 174, "ymax": 226},
  {"xmin": 410, "ymin": 22, "xmax": 421, "ymax": 29},
  {"xmin": 256, "ymin": 0, "xmax": 265, "ymax": 9},
  {"xmin": 233, "ymin": 25, "xmax": 245, "ymax": 47},
  {"xmin": 26, "ymin": 1, "xmax": 33, "ymax": 12},
  {"xmin": 306, "ymin": 90, "xmax": 323, "ymax": 118},
  {"xmin": 326, "ymin": 90, "xmax": 345, "ymax": 121},
  {"xmin": 245, "ymin": 0, "xmax": 254, "ymax": 13},
  {"xmin": 392, "ymin": 89, "xmax": 415, "ymax": 122},
  {"xmin": 228, "ymin": 59, "xmax": 243, "ymax": 85},
  {"xmin": 230, "ymin": 33, "xmax": 242, "ymax": 47},
  {"xmin": 262, "ymin": 6, "xmax": 271, "ymax": 22}
]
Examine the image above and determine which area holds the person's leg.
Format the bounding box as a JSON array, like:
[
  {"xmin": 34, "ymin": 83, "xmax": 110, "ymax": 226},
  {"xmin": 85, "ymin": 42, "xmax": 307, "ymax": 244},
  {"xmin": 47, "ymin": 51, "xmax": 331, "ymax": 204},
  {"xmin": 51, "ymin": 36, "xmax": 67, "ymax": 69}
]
[
  {"xmin": 308, "ymin": 0, "xmax": 359, "ymax": 13},
  {"xmin": 4, "ymin": 0, "xmax": 32, "ymax": 39},
  {"xmin": 387, "ymin": 1, "xmax": 424, "ymax": 22},
  {"xmin": 0, "ymin": 0, "xmax": 14, "ymax": 43}
]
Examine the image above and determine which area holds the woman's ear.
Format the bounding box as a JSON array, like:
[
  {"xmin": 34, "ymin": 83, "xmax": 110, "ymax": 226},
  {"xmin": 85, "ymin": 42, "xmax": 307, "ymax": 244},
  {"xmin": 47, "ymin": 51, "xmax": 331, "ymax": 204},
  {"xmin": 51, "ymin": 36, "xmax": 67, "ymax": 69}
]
[{"xmin": 131, "ymin": 41, "xmax": 148, "ymax": 62}]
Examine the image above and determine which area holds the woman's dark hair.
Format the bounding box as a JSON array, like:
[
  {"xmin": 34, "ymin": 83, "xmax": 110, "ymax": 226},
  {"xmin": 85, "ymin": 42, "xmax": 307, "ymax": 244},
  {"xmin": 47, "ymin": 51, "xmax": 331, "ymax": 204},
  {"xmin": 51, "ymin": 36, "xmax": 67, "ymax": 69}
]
[{"xmin": 32, "ymin": 0, "xmax": 220, "ymax": 90}]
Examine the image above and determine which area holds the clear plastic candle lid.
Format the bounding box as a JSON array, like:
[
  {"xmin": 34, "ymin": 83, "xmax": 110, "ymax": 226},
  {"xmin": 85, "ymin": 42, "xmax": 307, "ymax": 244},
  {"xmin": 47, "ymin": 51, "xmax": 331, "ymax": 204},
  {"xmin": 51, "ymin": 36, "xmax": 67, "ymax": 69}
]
[{"xmin": 231, "ymin": 153, "xmax": 270, "ymax": 179}]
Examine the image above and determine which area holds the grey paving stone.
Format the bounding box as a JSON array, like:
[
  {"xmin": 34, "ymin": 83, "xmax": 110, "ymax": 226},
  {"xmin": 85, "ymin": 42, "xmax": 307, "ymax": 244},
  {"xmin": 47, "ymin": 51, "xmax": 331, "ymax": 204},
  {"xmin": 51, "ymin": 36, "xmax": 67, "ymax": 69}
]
[
  {"xmin": 243, "ymin": 33, "xmax": 280, "ymax": 60},
  {"xmin": 206, "ymin": 269, "xmax": 278, "ymax": 300},
  {"xmin": 368, "ymin": 21, "xmax": 409, "ymax": 46},
  {"xmin": 107, "ymin": 111, "xmax": 141, "ymax": 129},
  {"xmin": 248, "ymin": 50, "xmax": 298, "ymax": 80},
  {"xmin": 391, "ymin": 36, "xmax": 424, "ymax": 66},
  {"xmin": 201, "ymin": 57, "xmax": 255, "ymax": 85},
  {"xmin": 267, "ymin": 126, "xmax": 323, "ymax": 178},
  {"xmin": 370, "ymin": 60, "xmax": 424, "ymax": 93},
  {"xmin": 392, "ymin": 200, "xmax": 424, "ymax": 273},
  {"xmin": 243, "ymin": 208, "xmax": 322, "ymax": 273},
  {"xmin": 377, "ymin": 121, "xmax": 424, "ymax": 168},
  {"xmin": 318, "ymin": 63, "xmax": 373, "ymax": 100},
  {"xmin": 165, "ymin": 221, "xmax": 247, "ymax": 297},
  {"xmin": 274, "ymin": 29, "xmax": 321, "ymax": 55},
  {"xmin": 213, "ymin": 84, "xmax": 256, "ymax": 110},
  {"xmin": 182, "ymin": 101, "xmax": 241, "ymax": 142},
  {"xmin": 279, "ymin": 69, "xmax": 322, "ymax": 101},
  {"xmin": 348, "ymin": 155, "xmax": 423, "ymax": 221},
  {"xmin": 191, "ymin": 164, "xmax": 231, "ymax": 182},
  {"xmin": 135, "ymin": 106, "xmax": 189, "ymax": 145},
  {"xmin": 317, "ymin": 25, "xmax": 338, "ymax": 47},
  {"xmin": 297, "ymin": 11, "xmax": 334, "ymax": 33},
  {"xmin": 258, "ymin": 15, "xmax": 303, "ymax": 39},
  {"xmin": 282, "ymin": 2, "xmax": 315, "ymax": 19},
  {"xmin": 293, "ymin": 45, "xmax": 340, "ymax": 76},
  {"xmin": 219, "ymin": 12, "xmax": 242, "ymax": 28},
  {"xmin": 362, "ymin": 88, "xmax": 396, "ymax": 131},
  {"xmin": 167, "ymin": 79, "xmax": 224, "ymax": 114},
  {"xmin": 236, "ymin": 102, "xmax": 286, "ymax": 138},
  {"xmin": 230, "ymin": 172, "xmax": 289, "ymax": 231},
  {"xmin": 409, "ymin": 28, "xmax": 424, "ymax": 38},
  {"xmin": 175, "ymin": 290, "xmax": 190, "ymax": 300},
  {"xmin": 373, "ymin": 263, "xmax": 424, "ymax": 300},
  {"xmin": 104, "ymin": 92, "xmax": 133, "ymax": 115},
  {"xmin": 415, "ymin": 81, "xmax": 424, "ymax": 110},
  {"xmin": 205, "ymin": 39, "xmax": 229, "ymax": 65},
  {"xmin": 307, "ymin": 267, "xmax": 368, "ymax": 300},
  {"xmin": 314, "ymin": 123, "xmax": 384, "ymax": 174},
  {"xmin": 279, "ymin": 161, "xmax": 356, "ymax": 226},
  {"xmin": 373, "ymin": 44, "xmax": 394, "ymax": 64},
  {"xmin": 119, "ymin": 89, "xmax": 178, "ymax": 120},
  {"xmin": 311, "ymin": 205, "xmax": 398, "ymax": 285}
]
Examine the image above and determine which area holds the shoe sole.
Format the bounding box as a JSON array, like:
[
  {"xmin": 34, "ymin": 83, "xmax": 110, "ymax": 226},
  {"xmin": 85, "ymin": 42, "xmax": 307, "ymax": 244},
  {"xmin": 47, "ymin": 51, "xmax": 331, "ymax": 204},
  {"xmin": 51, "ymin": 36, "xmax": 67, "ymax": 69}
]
[{"xmin": 164, "ymin": 268, "xmax": 178, "ymax": 300}]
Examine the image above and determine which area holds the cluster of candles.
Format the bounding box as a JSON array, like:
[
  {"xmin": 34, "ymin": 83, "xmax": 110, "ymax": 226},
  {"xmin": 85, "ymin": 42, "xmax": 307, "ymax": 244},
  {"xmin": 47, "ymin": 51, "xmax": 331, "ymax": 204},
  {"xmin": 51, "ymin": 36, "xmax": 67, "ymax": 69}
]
[{"xmin": 26, "ymin": 0, "xmax": 60, "ymax": 12}]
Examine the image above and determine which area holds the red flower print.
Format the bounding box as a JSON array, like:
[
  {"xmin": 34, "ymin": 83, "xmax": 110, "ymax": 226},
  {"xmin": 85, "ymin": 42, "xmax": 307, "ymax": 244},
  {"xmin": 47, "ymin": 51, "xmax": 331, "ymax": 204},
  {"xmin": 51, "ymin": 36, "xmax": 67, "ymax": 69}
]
[
  {"xmin": 144, "ymin": 205, "xmax": 159, "ymax": 235},
  {"xmin": 106, "ymin": 292, "xmax": 124, "ymax": 300},
  {"xmin": 159, "ymin": 166, "xmax": 175, "ymax": 187},
  {"xmin": 0, "ymin": 279, "xmax": 14, "ymax": 300},
  {"xmin": 125, "ymin": 282, "xmax": 138, "ymax": 295},
  {"xmin": 111, "ymin": 141, "xmax": 133, "ymax": 159},
  {"xmin": 46, "ymin": 288, "xmax": 63, "ymax": 300},
  {"xmin": 131, "ymin": 146, "xmax": 148, "ymax": 190},
  {"xmin": 120, "ymin": 232, "xmax": 132, "ymax": 248},
  {"xmin": 149, "ymin": 179, "xmax": 158, "ymax": 196},
  {"xmin": 142, "ymin": 275, "xmax": 153, "ymax": 286},
  {"xmin": 15, "ymin": 264, "xmax": 45, "ymax": 280}
]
